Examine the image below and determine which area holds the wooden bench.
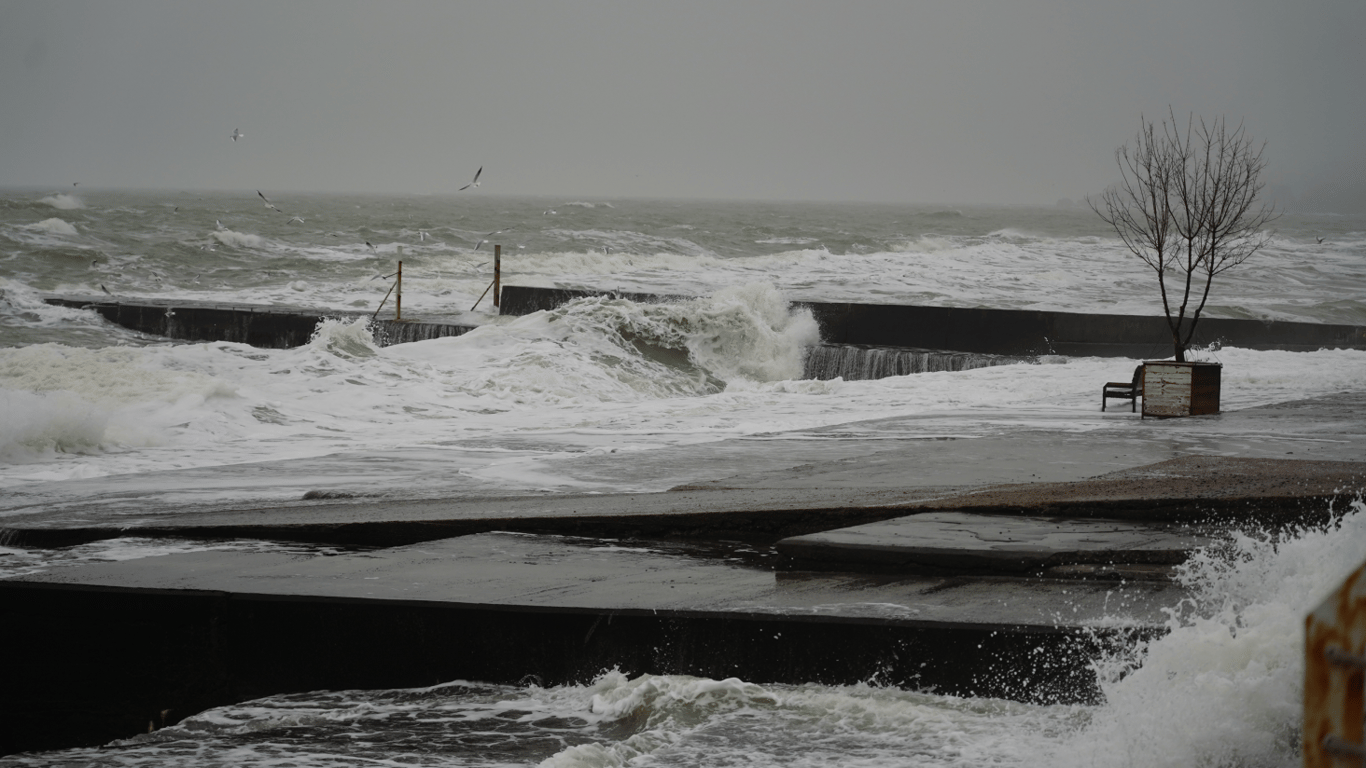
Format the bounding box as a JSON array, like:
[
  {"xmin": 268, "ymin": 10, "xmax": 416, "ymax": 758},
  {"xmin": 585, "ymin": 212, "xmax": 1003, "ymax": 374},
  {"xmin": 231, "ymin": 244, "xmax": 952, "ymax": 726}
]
[{"xmin": 1102, "ymin": 364, "xmax": 1144, "ymax": 412}]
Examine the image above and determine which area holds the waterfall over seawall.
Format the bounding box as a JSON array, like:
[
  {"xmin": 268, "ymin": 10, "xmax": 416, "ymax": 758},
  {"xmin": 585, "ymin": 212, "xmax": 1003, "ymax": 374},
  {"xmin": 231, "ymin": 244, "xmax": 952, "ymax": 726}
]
[
  {"xmin": 371, "ymin": 320, "xmax": 476, "ymax": 346},
  {"xmin": 803, "ymin": 343, "xmax": 1025, "ymax": 381}
]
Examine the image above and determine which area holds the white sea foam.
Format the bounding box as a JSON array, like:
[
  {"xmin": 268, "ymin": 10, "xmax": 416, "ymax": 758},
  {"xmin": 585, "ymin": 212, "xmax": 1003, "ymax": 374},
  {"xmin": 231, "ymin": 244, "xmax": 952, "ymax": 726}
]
[
  {"xmin": 212, "ymin": 229, "xmax": 266, "ymax": 248},
  {"xmin": 1052, "ymin": 500, "xmax": 1366, "ymax": 768},
  {"xmin": 27, "ymin": 217, "xmax": 78, "ymax": 236},
  {"xmin": 0, "ymin": 389, "xmax": 110, "ymax": 459},
  {"xmin": 37, "ymin": 193, "xmax": 83, "ymax": 210},
  {"xmin": 0, "ymin": 343, "xmax": 240, "ymax": 463}
]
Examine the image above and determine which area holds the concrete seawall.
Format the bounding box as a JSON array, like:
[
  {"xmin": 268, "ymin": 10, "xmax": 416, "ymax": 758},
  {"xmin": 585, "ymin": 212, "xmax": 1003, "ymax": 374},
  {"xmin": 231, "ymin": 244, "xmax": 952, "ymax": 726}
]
[
  {"xmin": 1, "ymin": 571, "xmax": 1125, "ymax": 756},
  {"xmin": 43, "ymin": 295, "xmax": 476, "ymax": 349},
  {"xmin": 499, "ymin": 286, "xmax": 1366, "ymax": 357},
  {"xmin": 47, "ymin": 290, "xmax": 1366, "ymax": 361}
]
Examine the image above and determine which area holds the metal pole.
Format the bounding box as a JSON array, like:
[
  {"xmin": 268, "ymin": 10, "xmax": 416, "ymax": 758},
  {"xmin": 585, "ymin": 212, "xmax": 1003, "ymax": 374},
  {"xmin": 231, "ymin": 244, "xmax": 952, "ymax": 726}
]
[
  {"xmin": 493, "ymin": 245, "xmax": 501, "ymax": 309},
  {"xmin": 395, "ymin": 260, "xmax": 402, "ymax": 321}
]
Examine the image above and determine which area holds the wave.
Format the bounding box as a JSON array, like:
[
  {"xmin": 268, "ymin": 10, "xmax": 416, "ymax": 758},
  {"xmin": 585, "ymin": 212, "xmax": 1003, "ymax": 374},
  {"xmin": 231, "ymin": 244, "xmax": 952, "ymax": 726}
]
[
  {"xmin": 1055, "ymin": 499, "xmax": 1366, "ymax": 768},
  {"xmin": 26, "ymin": 218, "xmax": 78, "ymax": 236},
  {"xmin": 388, "ymin": 283, "xmax": 819, "ymax": 405},
  {"xmin": 0, "ymin": 343, "xmax": 239, "ymax": 462},
  {"xmin": 37, "ymin": 193, "xmax": 84, "ymax": 210},
  {"xmin": 0, "ymin": 389, "xmax": 110, "ymax": 459},
  {"xmin": 213, "ymin": 229, "xmax": 266, "ymax": 249}
]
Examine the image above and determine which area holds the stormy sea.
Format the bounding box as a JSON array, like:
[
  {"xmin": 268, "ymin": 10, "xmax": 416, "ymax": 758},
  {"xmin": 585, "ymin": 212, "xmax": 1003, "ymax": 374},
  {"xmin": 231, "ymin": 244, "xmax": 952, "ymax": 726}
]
[{"xmin": 2, "ymin": 188, "xmax": 1364, "ymax": 766}]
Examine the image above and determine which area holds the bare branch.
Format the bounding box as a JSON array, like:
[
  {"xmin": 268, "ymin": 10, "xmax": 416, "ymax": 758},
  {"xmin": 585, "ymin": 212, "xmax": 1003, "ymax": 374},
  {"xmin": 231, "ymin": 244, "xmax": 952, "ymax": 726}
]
[{"xmin": 1092, "ymin": 110, "xmax": 1276, "ymax": 361}]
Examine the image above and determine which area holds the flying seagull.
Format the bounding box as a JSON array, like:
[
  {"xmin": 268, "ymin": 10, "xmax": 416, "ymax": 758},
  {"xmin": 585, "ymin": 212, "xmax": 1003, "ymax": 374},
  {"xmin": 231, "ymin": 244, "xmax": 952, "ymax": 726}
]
[
  {"xmin": 459, "ymin": 166, "xmax": 483, "ymax": 191},
  {"xmin": 257, "ymin": 190, "xmax": 282, "ymax": 212},
  {"xmin": 474, "ymin": 226, "xmax": 513, "ymax": 251},
  {"xmin": 232, "ymin": 128, "xmax": 244, "ymax": 142},
  {"xmin": 287, "ymin": 216, "xmax": 305, "ymax": 224},
  {"xmin": 1316, "ymin": 236, "xmax": 1325, "ymax": 244}
]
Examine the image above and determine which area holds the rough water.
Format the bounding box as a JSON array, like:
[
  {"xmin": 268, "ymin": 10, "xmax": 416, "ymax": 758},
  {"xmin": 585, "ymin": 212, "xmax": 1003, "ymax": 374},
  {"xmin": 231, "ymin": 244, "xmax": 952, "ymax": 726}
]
[
  {"xmin": 2, "ymin": 190, "xmax": 1363, "ymax": 515},
  {"xmin": 2, "ymin": 189, "xmax": 1365, "ymax": 765}
]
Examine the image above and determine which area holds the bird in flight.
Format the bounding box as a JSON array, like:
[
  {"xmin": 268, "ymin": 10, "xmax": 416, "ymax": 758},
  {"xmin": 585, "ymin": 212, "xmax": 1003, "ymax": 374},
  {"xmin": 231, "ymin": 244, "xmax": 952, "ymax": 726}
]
[
  {"xmin": 287, "ymin": 216, "xmax": 305, "ymax": 224},
  {"xmin": 232, "ymin": 128, "xmax": 244, "ymax": 142},
  {"xmin": 459, "ymin": 166, "xmax": 483, "ymax": 191},
  {"xmin": 473, "ymin": 226, "xmax": 513, "ymax": 250},
  {"xmin": 257, "ymin": 190, "xmax": 282, "ymax": 212}
]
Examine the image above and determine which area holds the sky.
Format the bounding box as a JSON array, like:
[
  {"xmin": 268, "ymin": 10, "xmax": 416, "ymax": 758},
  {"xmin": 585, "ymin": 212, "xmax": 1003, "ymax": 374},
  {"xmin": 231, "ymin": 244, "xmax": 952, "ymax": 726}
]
[{"xmin": 1, "ymin": 0, "xmax": 1363, "ymax": 207}]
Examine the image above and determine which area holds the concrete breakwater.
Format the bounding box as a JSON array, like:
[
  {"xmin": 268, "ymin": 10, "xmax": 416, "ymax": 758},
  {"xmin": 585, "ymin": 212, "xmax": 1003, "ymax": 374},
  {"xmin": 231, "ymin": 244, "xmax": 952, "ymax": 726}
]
[
  {"xmin": 43, "ymin": 289, "xmax": 1366, "ymax": 383},
  {"xmin": 42, "ymin": 295, "xmax": 476, "ymax": 349},
  {"xmin": 499, "ymin": 286, "xmax": 1366, "ymax": 357}
]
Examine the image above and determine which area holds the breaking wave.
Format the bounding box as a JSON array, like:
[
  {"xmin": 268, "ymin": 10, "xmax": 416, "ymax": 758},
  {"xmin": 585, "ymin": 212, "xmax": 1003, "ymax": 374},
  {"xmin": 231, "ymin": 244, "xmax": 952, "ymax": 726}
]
[{"xmin": 38, "ymin": 193, "xmax": 84, "ymax": 210}]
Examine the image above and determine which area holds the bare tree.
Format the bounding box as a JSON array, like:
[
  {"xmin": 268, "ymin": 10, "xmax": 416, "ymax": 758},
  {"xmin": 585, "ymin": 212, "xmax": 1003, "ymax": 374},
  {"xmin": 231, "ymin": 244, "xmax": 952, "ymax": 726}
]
[{"xmin": 1090, "ymin": 111, "xmax": 1277, "ymax": 361}]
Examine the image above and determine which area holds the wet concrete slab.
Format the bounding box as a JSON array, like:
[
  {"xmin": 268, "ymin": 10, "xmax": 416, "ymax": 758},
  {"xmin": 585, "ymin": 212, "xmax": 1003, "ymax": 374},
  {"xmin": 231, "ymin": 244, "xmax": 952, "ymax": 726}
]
[
  {"xmin": 3, "ymin": 531, "xmax": 1176, "ymax": 754},
  {"xmin": 19, "ymin": 531, "xmax": 1179, "ymax": 629},
  {"xmin": 776, "ymin": 511, "xmax": 1212, "ymax": 576}
]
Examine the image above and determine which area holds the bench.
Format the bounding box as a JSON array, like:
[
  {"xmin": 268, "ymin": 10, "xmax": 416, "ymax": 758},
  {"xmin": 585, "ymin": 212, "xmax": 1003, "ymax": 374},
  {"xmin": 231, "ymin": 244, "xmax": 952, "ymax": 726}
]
[{"xmin": 1102, "ymin": 364, "xmax": 1144, "ymax": 412}]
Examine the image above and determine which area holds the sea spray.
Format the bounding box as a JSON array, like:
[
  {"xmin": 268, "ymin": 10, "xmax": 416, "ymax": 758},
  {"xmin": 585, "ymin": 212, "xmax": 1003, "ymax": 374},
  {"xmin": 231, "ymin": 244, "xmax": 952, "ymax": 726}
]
[
  {"xmin": 27, "ymin": 218, "xmax": 78, "ymax": 236},
  {"xmin": 37, "ymin": 193, "xmax": 84, "ymax": 210},
  {"xmin": 0, "ymin": 389, "xmax": 109, "ymax": 459},
  {"xmin": 1053, "ymin": 498, "xmax": 1366, "ymax": 768},
  {"xmin": 0, "ymin": 343, "xmax": 239, "ymax": 463}
]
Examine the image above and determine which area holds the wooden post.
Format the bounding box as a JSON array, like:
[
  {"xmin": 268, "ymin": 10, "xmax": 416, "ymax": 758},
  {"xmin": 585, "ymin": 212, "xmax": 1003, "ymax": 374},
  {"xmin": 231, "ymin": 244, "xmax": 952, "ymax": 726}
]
[
  {"xmin": 493, "ymin": 245, "xmax": 501, "ymax": 309},
  {"xmin": 395, "ymin": 261, "xmax": 403, "ymax": 321}
]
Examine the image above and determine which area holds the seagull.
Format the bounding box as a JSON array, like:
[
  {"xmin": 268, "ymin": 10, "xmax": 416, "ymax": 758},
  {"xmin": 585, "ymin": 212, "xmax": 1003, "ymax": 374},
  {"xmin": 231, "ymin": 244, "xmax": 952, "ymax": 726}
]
[
  {"xmin": 473, "ymin": 226, "xmax": 513, "ymax": 251},
  {"xmin": 459, "ymin": 166, "xmax": 483, "ymax": 191},
  {"xmin": 257, "ymin": 190, "xmax": 282, "ymax": 212},
  {"xmin": 100, "ymin": 284, "xmax": 112, "ymax": 296},
  {"xmin": 287, "ymin": 216, "xmax": 305, "ymax": 224},
  {"xmin": 365, "ymin": 241, "xmax": 376, "ymax": 250},
  {"xmin": 216, "ymin": 219, "xmax": 226, "ymax": 230},
  {"xmin": 232, "ymin": 128, "xmax": 244, "ymax": 142},
  {"xmin": 1316, "ymin": 236, "xmax": 1325, "ymax": 244}
]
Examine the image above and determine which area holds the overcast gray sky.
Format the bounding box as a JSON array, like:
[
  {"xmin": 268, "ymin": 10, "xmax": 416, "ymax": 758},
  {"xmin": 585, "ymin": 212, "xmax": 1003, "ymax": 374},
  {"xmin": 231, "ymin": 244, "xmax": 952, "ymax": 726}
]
[{"xmin": 2, "ymin": 0, "xmax": 1362, "ymax": 205}]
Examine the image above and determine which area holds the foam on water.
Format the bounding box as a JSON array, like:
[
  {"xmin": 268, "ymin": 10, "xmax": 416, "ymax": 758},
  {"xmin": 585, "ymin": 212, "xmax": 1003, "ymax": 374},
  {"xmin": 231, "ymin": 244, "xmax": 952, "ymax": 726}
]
[
  {"xmin": 1, "ymin": 286, "xmax": 1364, "ymax": 503},
  {"xmin": 36, "ymin": 193, "xmax": 84, "ymax": 210},
  {"xmin": 27, "ymin": 217, "xmax": 78, "ymax": 236}
]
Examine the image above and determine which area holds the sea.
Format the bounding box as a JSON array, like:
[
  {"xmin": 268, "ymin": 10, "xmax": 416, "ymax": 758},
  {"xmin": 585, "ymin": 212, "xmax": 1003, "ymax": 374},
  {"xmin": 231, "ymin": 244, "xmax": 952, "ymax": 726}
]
[{"xmin": 2, "ymin": 188, "xmax": 1365, "ymax": 766}]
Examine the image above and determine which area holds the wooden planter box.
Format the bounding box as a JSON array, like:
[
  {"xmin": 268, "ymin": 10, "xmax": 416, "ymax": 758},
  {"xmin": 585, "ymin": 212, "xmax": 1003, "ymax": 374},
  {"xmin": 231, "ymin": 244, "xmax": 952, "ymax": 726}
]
[{"xmin": 1142, "ymin": 361, "xmax": 1221, "ymax": 418}]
